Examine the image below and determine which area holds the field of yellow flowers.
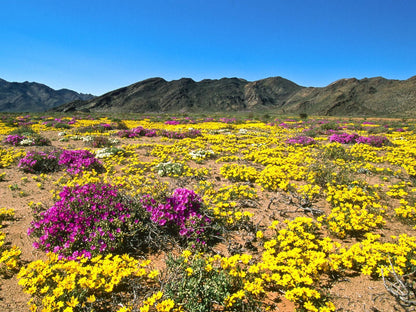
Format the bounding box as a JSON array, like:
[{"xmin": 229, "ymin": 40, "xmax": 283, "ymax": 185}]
[{"xmin": 0, "ymin": 114, "xmax": 415, "ymax": 311}]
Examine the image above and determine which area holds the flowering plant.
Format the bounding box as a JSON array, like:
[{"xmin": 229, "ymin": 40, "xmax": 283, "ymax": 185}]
[
  {"xmin": 154, "ymin": 162, "xmax": 185, "ymax": 177},
  {"xmin": 328, "ymin": 133, "xmax": 359, "ymax": 144},
  {"xmin": 28, "ymin": 183, "xmax": 136, "ymax": 259},
  {"xmin": 117, "ymin": 126, "xmax": 157, "ymax": 138},
  {"xmin": 18, "ymin": 252, "xmax": 159, "ymax": 312},
  {"xmin": 189, "ymin": 149, "xmax": 215, "ymax": 161},
  {"xmin": 356, "ymin": 135, "xmax": 391, "ymax": 147},
  {"xmin": 3, "ymin": 134, "xmax": 26, "ymax": 146},
  {"xmin": 58, "ymin": 149, "xmax": 105, "ymax": 175},
  {"xmin": 18, "ymin": 150, "xmax": 61, "ymax": 173},
  {"xmin": 3, "ymin": 134, "xmax": 50, "ymax": 146},
  {"xmin": 84, "ymin": 136, "xmax": 114, "ymax": 148},
  {"xmin": 159, "ymin": 129, "xmax": 201, "ymax": 139},
  {"xmin": 286, "ymin": 136, "xmax": 316, "ymax": 145},
  {"xmin": 95, "ymin": 147, "xmax": 126, "ymax": 158},
  {"xmin": 141, "ymin": 188, "xmax": 211, "ymax": 243}
]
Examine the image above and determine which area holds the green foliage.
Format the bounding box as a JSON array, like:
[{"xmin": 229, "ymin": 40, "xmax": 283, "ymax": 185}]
[
  {"xmin": 308, "ymin": 161, "xmax": 353, "ymax": 188},
  {"xmin": 53, "ymin": 122, "xmax": 71, "ymax": 129},
  {"xmin": 322, "ymin": 144, "xmax": 355, "ymax": 161},
  {"xmin": 154, "ymin": 162, "xmax": 185, "ymax": 177},
  {"xmin": 9, "ymin": 126, "xmax": 36, "ymax": 136},
  {"xmin": 320, "ymin": 122, "xmax": 340, "ymax": 131},
  {"xmin": 84, "ymin": 136, "xmax": 116, "ymax": 148},
  {"xmin": 164, "ymin": 253, "xmax": 261, "ymax": 312}
]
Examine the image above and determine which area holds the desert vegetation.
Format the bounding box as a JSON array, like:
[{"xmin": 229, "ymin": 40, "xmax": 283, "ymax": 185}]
[{"xmin": 1, "ymin": 113, "xmax": 415, "ymax": 311}]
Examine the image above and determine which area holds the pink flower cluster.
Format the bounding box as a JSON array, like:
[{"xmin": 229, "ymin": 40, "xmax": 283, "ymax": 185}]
[
  {"xmin": 219, "ymin": 117, "xmax": 236, "ymax": 124},
  {"xmin": 28, "ymin": 183, "xmax": 132, "ymax": 259},
  {"xmin": 3, "ymin": 134, "xmax": 26, "ymax": 146},
  {"xmin": 117, "ymin": 126, "xmax": 157, "ymax": 138},
  {"xmin": 164, "ymin": 120, "xmax": 181, "ymax": 125},
  {"xmin": 328, "ymin": 133, "xmax": 359, "ymax": 144},
  {"xmin": 58, "ymin": 150, "xmax": 104, "ymax": 175},
  {"xmin": 329, "ymin": 133, "xmax": 390, "ymax": 147},
  {"xmin": 18, "ymin": 150, "xmax": 60, "ymax": 173},
  {"xmin": 159, "ymin": 129, "xmax": 201, "ymax": 139},
  {"xmin": 164, "ymin": 117, "xmax": 195, "ymax": 125},
  {"xmin": 286, "ymin": 136, "xmax": 316, "ymax": 145},
  {"xmin": 355, "ymin": 135, "xmax": 391, "ymax": 147},
  {"xmin": 141, "ymin": 188, "xmax": 210, "ymax": 238},
  {"xmin": 18, "ymin": 149, "xmax": 104, "ymax": 174}
]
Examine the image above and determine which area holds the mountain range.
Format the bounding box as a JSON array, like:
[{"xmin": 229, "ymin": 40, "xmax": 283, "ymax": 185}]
[
  {"xmin": 52, "ymin": 76, "xmax": 416, "ymax": 117},
  {"xmin": 1, "ymin": 76, "xmax": 416, "ymax": 116},
  {"xmin": 0, "ymin": 78, "xmax": 94, "ymax": 112}
]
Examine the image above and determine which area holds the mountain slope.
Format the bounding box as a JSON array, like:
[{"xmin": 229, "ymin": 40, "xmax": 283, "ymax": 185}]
[
  {"xmin": 0, "ymin": 79, "xmax": 94, "ymax": 112},
  {"xmin": 33, "ymin": 75, "xmax": 416, "ymax": 116},
  {"xmin": 54, "ymin": 76, "xmax": 304, "ymax": 113},
  {"xmin": 283, "ymin": 76, "xmax": 416, "ymax": 116}
]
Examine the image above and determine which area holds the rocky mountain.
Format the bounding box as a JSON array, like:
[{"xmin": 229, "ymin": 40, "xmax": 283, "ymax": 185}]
[
  {"xmin": 283, "ymin": 76, "xmax": 416, "ymax": 116},
  {"xmin": 0, "ymin": 78, "xmax": 94, "ymax": 112},
  {"xmin": 53, "ymin": 76, "xmax": 304, "ymax": 114},
  {"xmin": 18, "ymin": 75, "xmax": 416, "ymax": 116}
]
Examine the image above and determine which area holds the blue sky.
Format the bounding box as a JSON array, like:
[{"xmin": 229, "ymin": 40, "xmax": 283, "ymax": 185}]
[{"xmin": 1, "ymin": 0, "xmax": 415, "ymax": 95}]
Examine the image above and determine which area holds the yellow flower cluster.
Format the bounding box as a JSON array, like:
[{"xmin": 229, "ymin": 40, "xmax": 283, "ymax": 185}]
[
  {"xmin": 0, "ymin": 146, "xmax": 25, "ymax": 168},
  {"xmin": 18, "ymin": 253, "xmax": 159, "ymax": 312},
  {"xmin": 395, "ymin": 199, "xmax": 416, "ymax": 228},
  {"xmin": 386, "ymin": 181, "xmax": 410, "ymax": 198},
  {"xmin": 220, "ymin": 163, "xmax": 259, "ymax": 182},
  {"xmin": 296, "ymin": 184, "xmax": 322, "ymax": 200},
  {"xmin": 256, "ymin": 164, "xmax": 292, "ymax": 191},
  {"xmin": 349, "ymin": 143, "xmax": 384, "ymax": 163},
  {"xmin": 139, "ymin": 291, "xmax": 176, "ymax": 312},
  {"xmin": 0, "ymin": 208, "xmax": 21, "ymax": 275},
  {"xmin": 333, "ymin": 233, "xmax": 416, "ymax": 277},
  {"xmin": 323, "ymin": 184, "xmax": 386, "ymax": 237},
  {"xmin": 250, "ymin": 217, "xmax": 338, "ymax": 311},
  {"xmin": 199, "ymin": 183, "xmax": 256, "ymax": 224}
]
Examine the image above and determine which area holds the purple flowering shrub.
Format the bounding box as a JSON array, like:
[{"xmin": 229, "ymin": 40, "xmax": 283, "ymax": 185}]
[
  {"xmin": 117, "ymin": 126, "xmax": 157, "ymax": 138},
  {"xmin": 3, "ymin": 133, "xmax": 51, "ymax": 146},
  {"xmin": 328, "ymin": 133, "xmax": 391, "ymax": 147},
  {"xmin": 28, "ymin": 184, "xmax": 218, "ymax": 259},
  {"xmin": 141, "ymin": 188, "xmax": 212, "ymax": 245},
  {"xmin": 328, "ymin": 133, "xmax": 359, "ymax": 144},
  {"xmin": 219, "ymin": 117, "xmax": 236, "ymax": 124},
  {"xmin": 58, "ymin": 150, "xmax": 105, "ymax": 175},
  {"xmin": 3, "ymin": 134, "xmax": 26, "ymax": 146},
  {"xmin": 18, "ymin": 149, "xmax": 104, "ymax": 174},
  {"xmin": 164, "ymin": 118, "xmax": 195, "ymax": 125},
  {"xmin": 28, "ymin": 183, "xmax": 138, "ymax": 259},
  {"xmin": 76, "ymin": 123, "xmax": 113, "ymax": 133},
  {"xmin": 286, "ymin": 136, "xmax": 316, "ymax": 145},
  {"xmin": 116, "ymin": 127, "xmax": 200, "ymax": 139},
  {"xmin": 159, "ymin": 129, "xmax": 201, "ymax": 139},
  {"xmin": 164, "ymin": 120, "xmax": 181, "ymax": 125},
  {"xmin": 356, "ymin": 135, "xmax": 391, "ymax": 147},
  {"xmin": 18, "ymin": 150, "xmax": 61, "ymax": 173}
]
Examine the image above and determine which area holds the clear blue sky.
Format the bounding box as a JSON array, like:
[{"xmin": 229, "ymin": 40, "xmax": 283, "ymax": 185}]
[{"xmin": 1, "ymin": 0, "xmax": 415, "ymax": 95}]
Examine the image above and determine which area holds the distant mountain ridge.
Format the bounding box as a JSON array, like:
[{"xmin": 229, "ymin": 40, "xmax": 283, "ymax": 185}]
[
  {"xmin": 0, "ymin": 78, "xmax": 94, "ymax": 112},
  {"xmin": 52, "ymin": 75, "xmax": 416, "ymax": 117}
]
